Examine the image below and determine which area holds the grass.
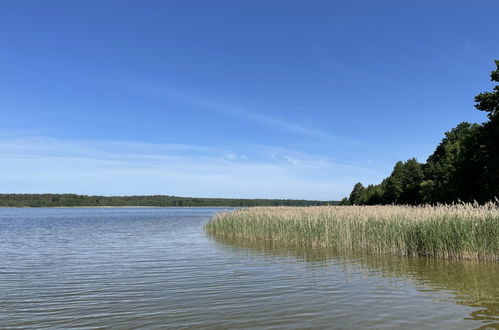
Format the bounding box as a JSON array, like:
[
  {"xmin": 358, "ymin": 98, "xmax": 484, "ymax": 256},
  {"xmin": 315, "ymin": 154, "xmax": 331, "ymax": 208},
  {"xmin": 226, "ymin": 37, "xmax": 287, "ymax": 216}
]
[{"xmin": 205, "ymin": 204, "xmax": 499, "ymax": 261}]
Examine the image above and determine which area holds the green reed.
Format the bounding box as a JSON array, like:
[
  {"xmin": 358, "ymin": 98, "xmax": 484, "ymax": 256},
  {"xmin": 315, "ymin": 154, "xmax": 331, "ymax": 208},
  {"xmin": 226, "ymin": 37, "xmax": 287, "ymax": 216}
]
[{"xmin": 205, "ymin": 204, "xmax": 499, "ymax": 261}]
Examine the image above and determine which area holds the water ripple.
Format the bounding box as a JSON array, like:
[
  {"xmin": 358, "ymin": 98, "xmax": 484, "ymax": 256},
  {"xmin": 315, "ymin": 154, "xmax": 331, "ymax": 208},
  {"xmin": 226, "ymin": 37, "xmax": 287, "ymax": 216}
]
[{"xmin": 1, "ymin": 208, "xmax": 496, "ymax": 329}]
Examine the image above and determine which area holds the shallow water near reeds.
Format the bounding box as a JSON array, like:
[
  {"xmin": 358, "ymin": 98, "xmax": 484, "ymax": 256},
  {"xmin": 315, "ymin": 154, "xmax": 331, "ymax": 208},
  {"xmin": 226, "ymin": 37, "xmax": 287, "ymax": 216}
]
[{"xmin": 1, "ymin": 208, "xmax": 497, "ymax": 329}]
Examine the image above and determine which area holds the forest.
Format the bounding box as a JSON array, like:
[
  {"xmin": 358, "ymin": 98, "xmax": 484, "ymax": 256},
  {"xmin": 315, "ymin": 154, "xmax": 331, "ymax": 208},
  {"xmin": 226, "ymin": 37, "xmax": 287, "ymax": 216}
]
[
  {"xmin": 345, "ymin": 60, "xmax": 499, "ymax": 205},
  {"xmin": 0, "ymin": 193, "xmax": 335, "ymax": 207}
]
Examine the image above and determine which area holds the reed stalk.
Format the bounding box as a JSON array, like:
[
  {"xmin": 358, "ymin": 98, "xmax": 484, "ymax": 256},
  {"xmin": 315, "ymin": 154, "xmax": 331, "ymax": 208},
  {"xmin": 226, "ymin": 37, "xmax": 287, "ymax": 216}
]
[{"xmin": 205, "ymin": 204, "xmax": 499, "ymax": 261}]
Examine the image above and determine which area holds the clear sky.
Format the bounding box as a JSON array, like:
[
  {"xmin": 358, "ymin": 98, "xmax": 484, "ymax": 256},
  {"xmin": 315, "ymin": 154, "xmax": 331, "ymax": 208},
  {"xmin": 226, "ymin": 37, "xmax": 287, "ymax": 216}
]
[{"xmin": 1, "ymin": 1, "xmax": 498, "ymax": 200}]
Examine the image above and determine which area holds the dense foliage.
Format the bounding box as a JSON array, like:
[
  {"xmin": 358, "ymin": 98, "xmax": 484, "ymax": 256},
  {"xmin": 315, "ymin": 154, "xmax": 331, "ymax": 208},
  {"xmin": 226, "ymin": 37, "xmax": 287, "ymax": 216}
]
[
  {"xmin": 0, "ymin": 193, "xmax": 335, "ymax": 207},
  {"xmin": 345, "ymin": 60, "xmax": 499, "ymax": 205}
]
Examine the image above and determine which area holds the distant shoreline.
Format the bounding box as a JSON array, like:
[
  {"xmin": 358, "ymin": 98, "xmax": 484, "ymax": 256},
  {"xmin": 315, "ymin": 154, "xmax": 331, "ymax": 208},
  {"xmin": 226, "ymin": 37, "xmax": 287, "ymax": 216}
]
[
  {"xmin": 0, "ymin": 206, "xmax": 237, "ymax": 209},
  {"xmin": 0, "ymin": 193, "xmax": 336, "ymax": 208}
]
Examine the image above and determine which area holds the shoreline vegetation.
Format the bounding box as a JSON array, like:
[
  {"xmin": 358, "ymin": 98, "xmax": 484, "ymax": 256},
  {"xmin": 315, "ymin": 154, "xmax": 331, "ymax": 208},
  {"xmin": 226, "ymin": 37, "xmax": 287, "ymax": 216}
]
[
  {"xmin": 0, "ymin": 193, "xmax": 335, "ymax": 208},
  {"xmin": 342, "ymin": 60, "xmax": 499, "ymax": 206},
  {"xmin": 206, "ymin": 204, "xmax": 499, "ymax": 261}
]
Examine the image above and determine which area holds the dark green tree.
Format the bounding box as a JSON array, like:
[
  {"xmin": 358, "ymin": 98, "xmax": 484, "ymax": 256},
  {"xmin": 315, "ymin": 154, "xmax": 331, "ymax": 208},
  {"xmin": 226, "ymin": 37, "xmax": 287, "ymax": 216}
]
[
  {"xmin": 345, "ymin": 59, "xmax": 499, "ymax": 205},
  {"xmin": 466, "ymin": 60, "xmax": 499, "ymax": 201},
  {"xmin": 340, "ymin": 197, "xmax": 350, "ymax": 205},
  {"xmin": 399, "ymin": 158, "xmax": 424, "ymax": 204},
  {"xmin": 474, "ymin": 60, "xmax": 499, "ymax": 119},
  {"xmin": 424, "ymin": 122, "xmax": 480, "ymax": 202},
  {"xmin": 383, "ymin": 161, "xmax": 405, "ymax": 203},
  {"xmin": 349, "ymin": 182, "xmax": 366, "ymax": 205},
  {"xmin": 363, "ymin": 184, "xmax": 384, "ymax": 205}
]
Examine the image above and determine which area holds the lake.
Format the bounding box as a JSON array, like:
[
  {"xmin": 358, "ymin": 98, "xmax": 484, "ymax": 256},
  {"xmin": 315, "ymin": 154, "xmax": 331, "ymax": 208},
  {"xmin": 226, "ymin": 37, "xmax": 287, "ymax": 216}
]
[{"xmin": 0, "ymin": 208, "xmax": 497, "ymax": 329}]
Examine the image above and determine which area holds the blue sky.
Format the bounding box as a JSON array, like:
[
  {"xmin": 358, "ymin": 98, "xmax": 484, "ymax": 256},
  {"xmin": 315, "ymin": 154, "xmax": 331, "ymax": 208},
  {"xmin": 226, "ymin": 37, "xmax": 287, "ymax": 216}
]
[{"xmin": 1, "ymin": 1, "xmax": 498, "ymax": 200}]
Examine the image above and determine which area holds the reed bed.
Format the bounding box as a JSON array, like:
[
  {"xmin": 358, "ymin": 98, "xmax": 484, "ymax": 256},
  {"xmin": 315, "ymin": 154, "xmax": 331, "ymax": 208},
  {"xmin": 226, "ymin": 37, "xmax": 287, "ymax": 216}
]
[{"xmin": 205, "ymin": 204, "xmax": 499, "ymax": 261}]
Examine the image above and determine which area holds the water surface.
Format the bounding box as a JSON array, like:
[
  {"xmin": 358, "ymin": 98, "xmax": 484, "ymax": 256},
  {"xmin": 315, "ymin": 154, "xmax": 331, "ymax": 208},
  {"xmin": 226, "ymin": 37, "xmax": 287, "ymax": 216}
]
[{"xmin": 0, "ymin": 208, "xmax": 497, "ymax": 329}]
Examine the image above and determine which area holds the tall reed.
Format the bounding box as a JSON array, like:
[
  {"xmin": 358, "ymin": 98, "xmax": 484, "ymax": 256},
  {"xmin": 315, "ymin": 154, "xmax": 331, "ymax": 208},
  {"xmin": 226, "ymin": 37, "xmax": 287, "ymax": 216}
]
[{"xmin": 205, "ymin": 204, "xmax": 499, "ymax": 261}]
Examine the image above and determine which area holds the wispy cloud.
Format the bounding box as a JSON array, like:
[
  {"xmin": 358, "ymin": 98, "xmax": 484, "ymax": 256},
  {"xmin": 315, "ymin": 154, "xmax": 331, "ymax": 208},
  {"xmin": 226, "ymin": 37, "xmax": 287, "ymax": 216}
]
[
  {"xmin": 0, "ymin": 136, "xmax": 383, "ymax": 200},
  {"xmin": 141, "ymin": 85, "xmax": 358, "ymax": 143},
  {"xmin": 434, "ymin": 39, "xmax": 490, "ymax": 72},
  {"xmin": 323, "ymin": 60, "xmax": 363, "ymax": 78},
  {"xmin": 437, "ymin": 52, "xmax": 466, "ymax": 69}
]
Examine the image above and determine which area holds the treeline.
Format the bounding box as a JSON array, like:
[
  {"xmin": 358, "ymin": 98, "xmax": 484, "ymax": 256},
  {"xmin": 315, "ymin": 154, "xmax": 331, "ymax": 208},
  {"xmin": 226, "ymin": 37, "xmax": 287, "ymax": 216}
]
[
  {"xmin": 344, "ymin": 60, "xmax": 499, "ymax": 205},
  {"xmin": 0, "ymin": 193, "xmax": 336, "ymax": 207}
]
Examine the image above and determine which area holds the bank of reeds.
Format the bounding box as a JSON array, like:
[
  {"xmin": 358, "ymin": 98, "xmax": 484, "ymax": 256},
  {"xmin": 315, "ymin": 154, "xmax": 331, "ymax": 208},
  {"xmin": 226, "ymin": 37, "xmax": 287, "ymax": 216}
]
[{"xmin": 205, "ymin": 204, "xmax": 499, "ymax": 261}]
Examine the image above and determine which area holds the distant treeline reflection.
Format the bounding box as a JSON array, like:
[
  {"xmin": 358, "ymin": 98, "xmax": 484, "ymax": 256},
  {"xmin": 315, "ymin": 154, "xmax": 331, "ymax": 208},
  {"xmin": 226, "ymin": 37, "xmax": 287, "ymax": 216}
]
[{"xmin": 0, "ymin": 193, "xmax": 335, "ymax": 207}]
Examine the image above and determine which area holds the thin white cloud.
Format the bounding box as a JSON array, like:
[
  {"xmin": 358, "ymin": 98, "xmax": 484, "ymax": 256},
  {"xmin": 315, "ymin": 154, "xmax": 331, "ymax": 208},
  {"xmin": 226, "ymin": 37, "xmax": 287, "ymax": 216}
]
[
  {"xmin": 147, "ymin": 86, "xmax": 358, "ymax": 143},
  {"xmin": 0, "ymin": 136, "xmax": 383, "ymax": 200},
  {"xmin": 434, "ymin": 40, "xmax": 489, "ymax": 72},
  {"xmin": 437, "ymin": 52, "xmax": 466, "ymax": 69},
  {"xmin": 323, "ymin": 60, "xmax": 363, "ymax": 78}
]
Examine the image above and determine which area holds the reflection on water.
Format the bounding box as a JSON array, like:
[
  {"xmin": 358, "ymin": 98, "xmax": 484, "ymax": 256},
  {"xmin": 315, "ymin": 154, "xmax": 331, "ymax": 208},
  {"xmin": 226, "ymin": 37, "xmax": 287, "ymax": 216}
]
[
  {"xmin": 213, "ymin": 236, "xmax": 499, "ymax": 329},
  {"xmin": 0, "ymin": 208, "xmax": 497, "ymax": 329}
]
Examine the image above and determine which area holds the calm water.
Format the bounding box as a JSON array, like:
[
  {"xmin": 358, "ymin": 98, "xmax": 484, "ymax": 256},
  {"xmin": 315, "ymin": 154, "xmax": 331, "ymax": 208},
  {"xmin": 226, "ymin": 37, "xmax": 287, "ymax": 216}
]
[{"xmin": 0, "ymin": 208, "xmax": 497, "ymax": 329}]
